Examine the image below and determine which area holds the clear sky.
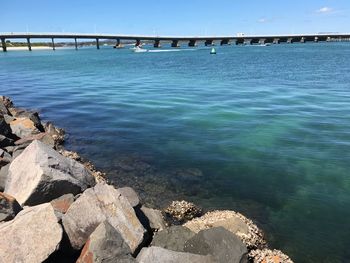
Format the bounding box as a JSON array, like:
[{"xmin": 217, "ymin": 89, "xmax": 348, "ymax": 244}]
[{"xmin": 1, "ymin": 0, "xmax": 350, "ymax": 36}]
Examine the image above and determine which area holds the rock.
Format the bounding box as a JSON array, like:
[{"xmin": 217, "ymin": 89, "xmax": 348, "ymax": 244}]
[
  {"xmin": 0, "ymin": 134, "xmax": 14, "ymax": 148},
  {"xmin": 43, "ymin": 122, "xmax": 65, "ymax": 145},
  {"xmin": 50, "ymin": 193, "xmax": 75, "ymax": 214},
  {"xmin": 0, "ymin": 155, "xmax": 11, "ymax": 168},
  {"xmin": 0, "ymin": 100, "xmax": 9, "ymax": 115},
  {"xmin": 0, "ymin": 148, "xmax": 11, "ymax": 159},
  {"xmin": 62, "ymin": 183, "xmax": 146, "ymax": 253},
  {"xmin": 137, "ymin": 246, "xmax": 214, "ymax": 263},
  {"xmin": 0, "ymin": 203, "xmax": 62, "ymax": 263},
  {"xmin": 184, "ymin": 227, "xmax": 248, "ymax": 263},
  {"xmin": 164, "ymin": 200, "xmax": 202, "ymax": 225},
  {"xmin": 14, "ymin": 132, "xmax": 55, "ymax": 147},
  {"xmin": 3, "ymin": 114, "xmax": 16, "ymax": 124},
  {"xmin": 0, "ymin": 117, "xmax": 12, "ymax": 137},
  {"xmin": 248, "ymin": 249, "xmax": 294, "ymax": 263},
  {"xmin": 151, "ymin": 225, "xmax": 196, "ymax": 252},
  {"xmin": 0, "ymin": 96, "xmax": 13, "ymax": 108},
  {"xmin": 0, "ymin": 192, "xmax": 22, "ymax": 222},
  {"xmin": 77, "ymin": 221, "xmax": 136, "ymax": 263},
  {"xmin": 118, "ymin": 186, "xmax": 140, "ymax": 207},
  {"xmin": 9, "ymin": 117, "xmax": 41, "ymax": 138},
  {"xmin": 0, "ymin": 164, "xmax": 9, "ymax": 191},
  {"xmin": 141, "ymin": 206, "xmax": 166, "ymax": 231},
  {"xmin": 5, "ymin": 140, "xmax": 95, "ymax": 206},
  {"xmin": 184, "ymin": 210, "xmax": 266, "ymax": 249}
]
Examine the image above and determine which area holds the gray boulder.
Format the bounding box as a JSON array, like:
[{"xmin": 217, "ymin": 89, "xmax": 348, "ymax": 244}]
[
  {"xmin": 118, "ymin": 186, "xmax": 140, "ymax": 207},
  {"xmin": 0, "ymin": 134, "xmax": 14, "ymax": 148},
  {"xmin": 0, "ymin": 100, "xmax": 9, "ymax": 115},
  {"xmin": 0, "ymin": 117, "xmax": 12, "ymax": 137},
  {"xmin": 184, "ymin": 227, "xmax": 248, "ymax": 263},
  {"xmin": 152, "ymin": 226, "xmax": 195, "ymax": 252},
  {"xmin": 137, "ymin": 246, "xmax": 214, "ymax": 263},
  {"xmin": 0, "ymin": 164, "xmax": 9, "ymax": 191},
  {"xmin": 0, "ymin": 192, "xmax": 22, "ymax": 222},
  {"xmin": 0, "ymin": 203, "xmax": 62, "ymax": 263},
  {"xmin": 77, "ymin": 221, "xmax": 136, "ymax": 263},
  {"xmin": 141, "ymin": 206, "xmax": 166, "ymax": 231},
  {"xmin": 9, "ymin": 117, "xmax": 41, "ymax": 138},
  {"xmin": 63, "ymin": 183, "xmax": 146, "ymax": 253},
  {"xmin": 5, "ymin": 140, "xmax": 95, "ymax": 206}
]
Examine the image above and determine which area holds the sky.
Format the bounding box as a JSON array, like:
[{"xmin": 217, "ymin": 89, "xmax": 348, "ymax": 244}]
[{"xmin": 1, "ymin": 0, "xmax": 350, "ymax": 36}]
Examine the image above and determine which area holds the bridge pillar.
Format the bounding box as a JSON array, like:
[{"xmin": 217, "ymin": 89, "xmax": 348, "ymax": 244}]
[
  {"xmin": 205, "ymin": 39, "xmax": 214, "ymax": 46},
  {"xmin": 300, "ymin": 37, "xmax": 305, "ymax": 43},
  {"xmin": 244, "ymin": 39, "xmax": 252, "ymax": 45},
  {"xmin": 273, "ymin": 38, "xmax": 280, "ymax": 44},
  {"xmin": 220, "ymin": 39, "xmax": 230, "ymax": 45},
  {"xmin": 287, "ymin": 37, "xmax": 294, "ymax": 44},
  {"xmin": 74, "ymin": 38, "xmax": 78, "ymax": 50},
  {"xmin": 96, "ymin": 38, "xmax": 100, "ymax": 49},
  {"xmin": 259, "ymin": 39, "xmax": 266, "ymax": 44},
  {"xmin": 26, "ymin": 38, "xmax": 32, "ymax": 51},
  {"xmin": 51, "ymin": 38, "xmax": 55, "ymax": 50},
  {"xmin": 114, "ymin": 38, "xmax": 123, "ymax": 48},
  {"xmin": 314, "ymin": 36, "xmax": 319, "ymax": 42},
  {"xmin": 171, "ymin": 40, "xmax": 180, "ymax": 47},
  {"xmin": 326, "ymin": 36, "xmax": 331, "ymax": 42},
  {"xmin": 188, "ymin": 39, "xmax": 197, "ymax": 47},
  {"xmin": 135, "ymin": 39, "xmax": 141, "ymax": 47},
  {"xmin": 1, "ymin": 38, "xmax": 6, "ymax": 52},
  {"xmin": 154, "ymin": 39, "xmax": 161, "ymax": 48}
]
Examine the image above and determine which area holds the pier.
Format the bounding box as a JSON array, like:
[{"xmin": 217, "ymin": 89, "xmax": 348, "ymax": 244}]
[{"xmin": 1, "ymin": 32, "xmax": 350, "ymax": 51}]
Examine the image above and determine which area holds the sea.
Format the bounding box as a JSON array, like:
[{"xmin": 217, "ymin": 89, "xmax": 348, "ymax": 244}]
[{"xmin": 1, "ymin": 43, "xmax": 350, "ymax": 262}]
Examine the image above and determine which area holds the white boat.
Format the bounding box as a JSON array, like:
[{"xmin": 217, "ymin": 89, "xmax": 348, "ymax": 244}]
[{"xmin": 133, "ymin": 46, "xmax": 148, "ymax": 53}]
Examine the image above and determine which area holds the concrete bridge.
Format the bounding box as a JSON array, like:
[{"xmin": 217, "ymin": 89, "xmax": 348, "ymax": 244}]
[{"xmin": 1, "ymin": 32, "xmax": 350, "ymax": 51}]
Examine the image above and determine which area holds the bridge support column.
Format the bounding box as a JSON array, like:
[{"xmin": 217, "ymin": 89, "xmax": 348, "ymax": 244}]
[
  {"xmin": 244, "ymin": 39, "xmax": 252, "ymax": 45},
  {"xmin": 96, "ymin": 38, "xmax": 100, "ymax": 49},
  {"xmin": 259, "ymin": 39, "xmax": 266, "ymax": 45},
  {"xmin": 188, "ymin": 39, "xmax": 197, "ymax": 47},
  {"xmin": 114, "ymin": 38, "xmax": 123, "ymax": 48},
  {"xmin": 220, "ymin": 39, "xmax": 230, "ymax": 45},
  {"xmin": 171, "ymin": 40, "xmax": 180, "ymax": 47},
  {"xmin": 135, "ymin": 39, "xmax": 141, "ymax": 47},
  {"xmin": 287, "ymin": 37, "xmax": 294, "ymax": 44},
  {"xmin": 27, "ymin": 38, "xmax": 32, "ymax": 51},
  {"xmin": 1, "ymin": 38, "xmax": 6, "ymax": 52},
  {"xmin": 273, "ymin": 38, "xmax": 280, "ymax": 44},
  {"xmin": 154, "ymin": 39, "xmax": 161, "ymax": 48},
  {"xmin": 205, "ymin": 40, "xmax": 214, "ymax": 46},
  {"xmin": 314, "ymin": 37, "xmax": 319, "ymax": 42},
  {"xmin": 74, "ymin": 38, "xmax": 78, "ymax": 50},
  {"xmin": 51, "ymin": 38, "xmax": 55, "ymax": 50}
]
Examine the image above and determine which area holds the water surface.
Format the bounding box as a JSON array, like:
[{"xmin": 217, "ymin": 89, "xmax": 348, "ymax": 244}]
[{"xmin": 1, "ymin": 43, "xmax": 350, "ymax": 262}]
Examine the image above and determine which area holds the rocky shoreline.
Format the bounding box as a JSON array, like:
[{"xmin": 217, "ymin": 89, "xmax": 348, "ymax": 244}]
[{"xmin": 0, "ymin": 96, "xmax": 294, "ymax": 263}]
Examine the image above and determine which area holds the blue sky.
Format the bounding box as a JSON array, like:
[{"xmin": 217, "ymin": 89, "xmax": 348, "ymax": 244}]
[{"xmin": 1, "ymin": 0, "xmax": 349, "ymax": 35}]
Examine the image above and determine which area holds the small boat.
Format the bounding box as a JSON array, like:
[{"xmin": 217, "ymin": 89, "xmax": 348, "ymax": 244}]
[
  {"xmin": 133, "ymin": 46, "xmax": 148, "ymax": 53},
  {"xmin": 210, "ymin": 47, "xmax": 216, "ymax": 54}
]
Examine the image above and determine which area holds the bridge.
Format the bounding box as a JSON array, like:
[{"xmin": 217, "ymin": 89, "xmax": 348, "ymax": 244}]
[{"xmin": 1, "ymin": 32, "xmax": 350, "ymax": 51}]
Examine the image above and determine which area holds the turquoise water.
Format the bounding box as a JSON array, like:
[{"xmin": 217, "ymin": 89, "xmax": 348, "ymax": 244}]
[{"xmin": 1, "ymin": 43, "xmax": 350, "ymax": 262}]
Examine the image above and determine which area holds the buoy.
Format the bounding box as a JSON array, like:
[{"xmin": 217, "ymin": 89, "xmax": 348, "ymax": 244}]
[{"xmin": 210, "ymin": 47, "xmax": 216, "ymax": 54}]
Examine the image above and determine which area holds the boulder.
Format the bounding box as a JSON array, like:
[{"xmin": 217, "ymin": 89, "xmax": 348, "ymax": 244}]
[
  {"xmin": 62, "ymin": 183, "xmax": 146, "ymax": 253},
  {"xmin": 14, "ymin": 132, "xmax": 55, "ymax": 147},
  {"xmin": 0, "ymin": 149, "xmax": 11, "ymax": 168},
  {"xmin": 137, "ymin": 246, "xmax": 214, "ymax": 263},
  {"xmin": 0, "ymin": 96, "xmax": 13, "ymax": 108},
  {"xmin": 5, "ymin": 140, "xmax": 95, "ymax": 206},
  {"xmin": 3, "ymin": 114, "xmax": 16, "ymax": 124},
  {"xmin": 184, "ymin": 210, "xmax": 266, "ymax": 249},
  {"xmin": 43, "ymin": 122, "xmax": 65, "ymax": 145},
  {"xmin": 0, "ymin": 100, "xmax": 10, "ymax": 115},
  {"xmin": 0, "ymin": 164, "xmax": 9, "ymax": 191},
  {"xmin": 9, "ymin": 117, "xmax": 41, "ymax": 138},
  {"xmin": 77, "ymin": 221, "xmax": 136, "ymax": 263},
  {"xmin": 118, "ymin": 186, "xmax": 140, "ymax": 207},
  {"xmin": 164, "ymin": 200, "xmax": 202, "ymax": 225},
  {"xmin": 151, "ymin": 225, "xmax": 196, "ymax": 252},
  {"xmin": 0, "ymin": 203, "xmax": 62, "ymax": 263},
  {"xmin": 50, "ymin": 193, "xmax": 75, "ymax": 214},
  {"xmin": 184, "ymin": 227, "xmax": 248, "ymax": 263},
  {"xmin": 0, "ymin": 117, "xmax": 12, "ymax": 137},
  {"xmin": 0, "ymin": 134, "xmax": 14, "ymax": 148},
  {"xmin": 0, "ymin": 192, "xmax": 22, "ymax": 222},
  {"xmin": 248, "ymin": 249, "xmax": 294, "ymax": 263},
  {"xmin": 141, "ymin": 206, "xmax": 166, "ymax": 231}
]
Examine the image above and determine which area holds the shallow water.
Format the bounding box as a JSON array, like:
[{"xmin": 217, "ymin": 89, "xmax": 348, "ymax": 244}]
[{"xmin": 1, "ymin": 43, "xmax": 350, "ymax": 262}]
